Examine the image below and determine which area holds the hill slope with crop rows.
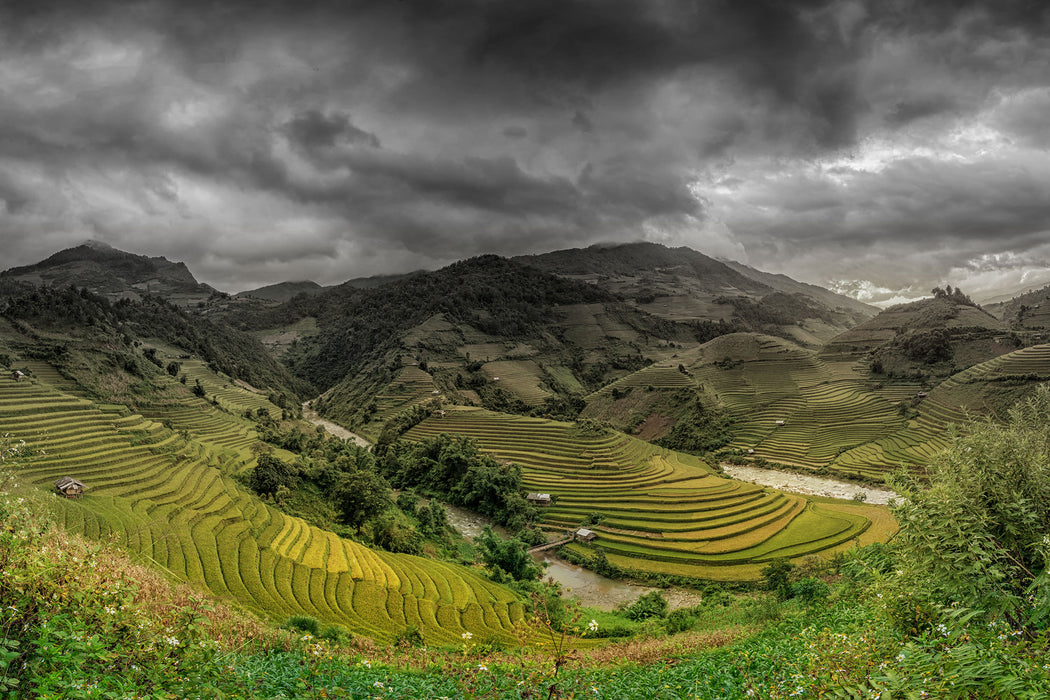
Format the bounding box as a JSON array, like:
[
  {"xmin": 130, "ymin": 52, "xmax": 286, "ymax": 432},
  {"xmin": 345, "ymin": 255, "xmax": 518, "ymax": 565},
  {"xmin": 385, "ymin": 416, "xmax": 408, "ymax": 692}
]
[
  {"xmin": 0, "ymin": 371, "xmax": 525, "ymax": 644},
  {"xmin": 403, "ymin": 407, "xmax": 881, "ymax": 580}
]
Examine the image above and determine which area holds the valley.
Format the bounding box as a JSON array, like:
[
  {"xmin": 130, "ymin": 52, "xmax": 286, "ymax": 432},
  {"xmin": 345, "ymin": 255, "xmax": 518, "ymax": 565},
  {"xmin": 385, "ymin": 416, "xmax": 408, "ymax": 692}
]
[{"xmin": 3, "ymin": 240, "xmax": 1050, "ymax": 668}]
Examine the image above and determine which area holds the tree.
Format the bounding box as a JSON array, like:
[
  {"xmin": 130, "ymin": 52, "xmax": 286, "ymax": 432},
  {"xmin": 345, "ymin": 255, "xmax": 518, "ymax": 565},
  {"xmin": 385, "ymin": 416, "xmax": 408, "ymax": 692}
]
[
  {"xmin": 166, "ymin": 361, "xmax": 180, "ymax": 377},
  {"xmin": 249, "ymin": 454, "xmax": 297, "ymax": 498},
  {"xmin": 475, "ymin": 526, "xmax": 543, "ymax": 583},
  {"xmin": 334, "ymin": 469, "xmax": 391, "ymax": 534}
]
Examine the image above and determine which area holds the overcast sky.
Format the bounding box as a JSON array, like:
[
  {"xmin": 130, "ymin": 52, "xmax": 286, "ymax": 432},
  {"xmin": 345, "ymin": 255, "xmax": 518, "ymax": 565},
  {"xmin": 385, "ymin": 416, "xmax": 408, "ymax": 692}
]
[{"xmin": 2, "ymin": 0, "xmax": 1050, "ymax": 304}]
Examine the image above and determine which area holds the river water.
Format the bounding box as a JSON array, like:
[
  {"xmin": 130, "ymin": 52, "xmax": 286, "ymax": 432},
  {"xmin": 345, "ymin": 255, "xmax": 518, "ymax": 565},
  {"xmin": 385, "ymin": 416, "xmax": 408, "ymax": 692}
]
[{"xmin": 531, "ymin": 552, "xmax": 653, "ymax": 610}]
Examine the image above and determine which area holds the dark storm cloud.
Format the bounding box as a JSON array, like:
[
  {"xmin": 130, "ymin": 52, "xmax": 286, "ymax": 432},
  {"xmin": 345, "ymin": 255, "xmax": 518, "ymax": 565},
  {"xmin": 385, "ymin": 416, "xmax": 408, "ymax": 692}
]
[
  {"xmin": 286, "ymin": 111, "xmax": 381, "ymax": 151},
  {"xmin": 1, "ymin": 0, "xmax": 1049, "ymax": 299}
]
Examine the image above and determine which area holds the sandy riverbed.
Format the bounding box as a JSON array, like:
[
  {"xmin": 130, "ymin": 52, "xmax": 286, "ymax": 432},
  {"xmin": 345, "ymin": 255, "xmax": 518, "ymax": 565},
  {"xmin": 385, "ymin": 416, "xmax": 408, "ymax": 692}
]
[
  {"xmin": 721, "ymin": 464, "xmax": 897, "ymax": 504},
  {"xmin": 301, "ymin": 403, "xmax": 371, "ymax": 448}
]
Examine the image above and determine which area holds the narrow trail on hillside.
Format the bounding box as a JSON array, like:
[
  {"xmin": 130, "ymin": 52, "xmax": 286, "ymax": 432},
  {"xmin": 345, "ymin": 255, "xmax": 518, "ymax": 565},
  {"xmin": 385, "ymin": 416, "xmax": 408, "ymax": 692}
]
[{"xmin": 301, "ymin": 402, "xmax": 372, "ymax": 447}]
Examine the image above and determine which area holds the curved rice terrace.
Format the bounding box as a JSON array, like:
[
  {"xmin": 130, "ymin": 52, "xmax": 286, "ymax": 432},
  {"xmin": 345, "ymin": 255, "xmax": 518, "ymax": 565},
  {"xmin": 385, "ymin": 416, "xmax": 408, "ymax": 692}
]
[
  {"xmin": 0, "ymin": 372, "xmax": 527, "ymax": 644},
  {"xmin": 179, "ymin": 360, "xmax": 282, "ymax": 418},
  {"xmin": 831, "ymin": 343, "xmax": 1050, "ymax": 476},
  {"xmin": 689, "ymin": 335, "xmax": 906, "ymax": 476},
  {"xmin": 587, "ymin": 363, "xmax": 697, "ymax": 398},
  {"xmin": 480, "ymin": 359, "xmax": 553, "ymax": 405},
  {"xmin": 365, "ymin": 365, "xmax": 439, "ymax": 434},
  {"xmin": 403, "ymin": 407, "xmax": 881, "ymax": 581}
]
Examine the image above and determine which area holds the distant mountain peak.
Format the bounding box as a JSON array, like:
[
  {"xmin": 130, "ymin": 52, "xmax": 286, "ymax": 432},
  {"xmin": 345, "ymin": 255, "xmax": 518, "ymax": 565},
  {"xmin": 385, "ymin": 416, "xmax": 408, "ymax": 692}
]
[
  {"xmin": 1, "ymin": 242, "xmax": 217, "ymax": 306},
  {"xmin": 80, "ymin": 239, "xmax": 115, "ymax": 251}
]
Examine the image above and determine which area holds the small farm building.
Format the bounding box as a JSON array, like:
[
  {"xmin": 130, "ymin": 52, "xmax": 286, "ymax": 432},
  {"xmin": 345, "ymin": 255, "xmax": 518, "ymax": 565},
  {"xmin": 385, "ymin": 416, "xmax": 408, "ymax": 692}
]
[
  {"xmin": 54, "ymin": 477, "xmax": 87, "ymax": 499},
  {"xmin": 11, "ymin": 370, "xmax": 24, "ymax": 382},
  {"xmin": 574, "ymin": 528, "xmax": 597, "ymax": 542},
  {"xmin": 917, "ymin": 391, "xmax": 928, "ymax": 398},
  {"xmin": 526, "ymin": 493, "xmax": 552, "ymax": 506},
  {"xmin": 774, "ymin": 419, "xmax": 786, "ymax": 426}
]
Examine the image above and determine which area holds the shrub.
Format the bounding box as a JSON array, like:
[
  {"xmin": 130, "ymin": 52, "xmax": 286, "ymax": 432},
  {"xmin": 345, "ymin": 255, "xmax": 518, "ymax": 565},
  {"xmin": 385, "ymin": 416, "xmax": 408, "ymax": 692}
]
[
  {"xmin": 761, "ymin": 558, "xmax": 796, "ymax": 601},
  {"xmin": 396, "ymin": 491, "xmax": 419, "ymax": 512},
  {"xmin": 887, "ymin": 386, "xmax": 1050, "ymax": 635},
  {"xmin": 393, "ymin": 625, "xmax": 425, "ymax": 649},
  {"xmin": 624, "ymin": 591, "xmax": 669, "ymax": 621},
  {"xmin": 665, "ymin": 608, "xmax": 696, "ymax": 635},
  {"xmin": 319, "ymin": 625, "xmax": 352, "ymax": 645},
  {"xmin": 283, "ymin": 615, "xmax": 321, "ymax": 636},
  {"xmin": 790, "ymin": 578, "xmax": 830, "ymax": 606}
]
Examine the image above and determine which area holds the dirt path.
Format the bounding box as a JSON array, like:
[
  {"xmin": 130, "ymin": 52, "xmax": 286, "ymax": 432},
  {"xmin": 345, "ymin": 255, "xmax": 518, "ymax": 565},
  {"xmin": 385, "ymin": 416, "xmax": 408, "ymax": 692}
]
[
  {"xmin": 301, "ymin": 403, "xmax": 371, "ymax": 448},
  {"xmin": 721, "ymin": 463, "xmax": 898, "ymax": 504}
]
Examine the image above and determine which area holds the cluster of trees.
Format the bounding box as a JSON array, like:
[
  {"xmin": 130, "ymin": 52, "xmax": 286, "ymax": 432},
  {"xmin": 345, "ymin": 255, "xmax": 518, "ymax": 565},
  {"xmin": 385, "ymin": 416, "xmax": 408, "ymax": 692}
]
[
  {"xmin": 245, "ymin": 427, "xmax": 541, "ymax": 558},
  {"xmin": 378, "ymin": 433, "xmax": 540, "ymax": 535},
  {"xmin": 655, "ymin": 395, "xmax": 734, "ymax": 455},
  {"xmin": 891, "ymin": 328, "xmax": 955, "ymax": 365},
  {"xmin": 0, "ymin": 284, "xmax": 311, "ymax": 400},
  {"xmin": 930, "ymin": 284, "xmax": 975, "ymax": 306},
  {"xmin": 278, "ymin": 256, "xmax": 616, "ymax": 391}
]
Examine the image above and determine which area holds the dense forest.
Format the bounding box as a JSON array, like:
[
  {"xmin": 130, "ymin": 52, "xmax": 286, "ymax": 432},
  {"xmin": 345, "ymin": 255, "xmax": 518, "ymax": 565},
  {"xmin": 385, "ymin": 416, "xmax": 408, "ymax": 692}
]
[{"xmin": 0, "ymin": 281, "xmax": 312, "ymax": 399}]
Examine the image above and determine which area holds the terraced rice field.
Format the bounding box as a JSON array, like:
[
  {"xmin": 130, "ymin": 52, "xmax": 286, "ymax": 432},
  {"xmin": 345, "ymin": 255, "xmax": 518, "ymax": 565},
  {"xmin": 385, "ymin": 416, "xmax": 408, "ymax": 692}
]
[
  {"xmin": 1, "ymin": 373, "xmax": 525, "ymax": 644},
  {"xmin": 403, "ymin": 408, "xmax": 874, "ymax": 580},
  {"xmin": 692, "ymin": 335, "xmax": 906, "ymax": 476},
  {"xmin": 557, "ymin": 304, "xmax": 640, "ymax": 349},
  {"xmin": 481, "ymin": 360, "xmax": 552, "ymax": 405},
  {"xmin": 588, "ymin": 363, "xmax": 696, "ymax": 398},
  {"xmin": 832, "ymin": 343, "xmax": 1050, "ymax": 476},
  {"xmin": 370, "ymin": 366, "xmax": 439, "ymax": 425},
  {"xmin": 179, "ymin": 361, "xmax": 281, "ymax": 417}
]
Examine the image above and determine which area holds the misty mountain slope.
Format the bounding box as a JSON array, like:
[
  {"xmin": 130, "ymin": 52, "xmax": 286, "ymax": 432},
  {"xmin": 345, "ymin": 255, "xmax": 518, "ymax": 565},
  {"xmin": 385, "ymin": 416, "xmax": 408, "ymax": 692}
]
[
  {"xmin": 721, "ymin": 260, "xmax": 876, "ymax": 319},
  {"xmin": 267, "ymin": 255, "xmax": 732, "ymax": 435},
  {"xmin": 515, "ymin": 242, "xmax": 874, "ymax": 346},
  {"xmin": 236, "ymin": 280, "xmax": 325, "ymax": 303},
  {"xmin": 1, "ymin": 241, "xmax": 219, "ymax": 307},
  {"xmin": 989, "ymin": 283, "xmax": 1050, "ymax": 332},
  {"xmin": 820, "ymin": 290, "xmax": 1013, "ymax": 385},
  {"xmin": 0, "ymin": 281, "xmax": 312, "ymax": 401}
]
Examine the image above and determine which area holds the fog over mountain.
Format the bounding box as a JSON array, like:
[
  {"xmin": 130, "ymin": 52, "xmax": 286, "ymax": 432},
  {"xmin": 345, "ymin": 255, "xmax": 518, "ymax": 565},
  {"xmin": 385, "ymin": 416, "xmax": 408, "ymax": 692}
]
[{"xmin": 2, "ymin": 0, "xmax": 1049, "ymax": 304}]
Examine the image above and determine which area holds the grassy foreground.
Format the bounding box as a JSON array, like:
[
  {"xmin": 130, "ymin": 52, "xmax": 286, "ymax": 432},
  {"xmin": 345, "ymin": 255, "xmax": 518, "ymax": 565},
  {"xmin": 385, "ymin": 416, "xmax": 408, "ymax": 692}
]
[{"xmin": 4, "ymin": 475, "xmax": 1049, "ymax": 699}]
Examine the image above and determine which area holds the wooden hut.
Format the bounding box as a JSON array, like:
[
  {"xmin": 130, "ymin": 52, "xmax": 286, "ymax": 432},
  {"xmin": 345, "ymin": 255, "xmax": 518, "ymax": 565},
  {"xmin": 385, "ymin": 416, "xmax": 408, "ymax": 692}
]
[
  {"xmin": 11, "ymin": 370, "xmax": 24, "ymax": 382},
  {"xmin": 574, "ymin": 528, "xmax": 597, "ymax": 542},
  {"xmin": 526, "ymin": 492, "xmax": 552, "ymax": 507},
  {"xmin": 774, "ymin": 419, "xmax": 786, "ymax": 426},
  {"xmin": 54, "ymin": 477, "xmax": 87, "ymax": 499}
]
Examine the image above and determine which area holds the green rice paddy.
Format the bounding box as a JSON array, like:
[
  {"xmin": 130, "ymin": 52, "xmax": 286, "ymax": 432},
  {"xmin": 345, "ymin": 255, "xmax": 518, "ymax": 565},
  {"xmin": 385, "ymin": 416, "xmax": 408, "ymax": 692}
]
[
  {"xmin": 403, "ymin": 407, "xmax": 874, "ymax": 580},
  {"xmin": 1, "ymin": 370, "xmax": 526, "ymax": 644}
]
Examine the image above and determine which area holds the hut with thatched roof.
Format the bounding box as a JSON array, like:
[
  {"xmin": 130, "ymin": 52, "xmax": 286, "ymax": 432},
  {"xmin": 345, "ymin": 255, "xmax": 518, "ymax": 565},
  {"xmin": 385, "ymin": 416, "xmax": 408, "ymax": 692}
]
[
  {"xmin": 54, "ymin": 477, "xmax": 87, "ymax": 499},
  {"xmin": 574, "ymin": 528, "xmax": 597, "ymax": 542}
]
